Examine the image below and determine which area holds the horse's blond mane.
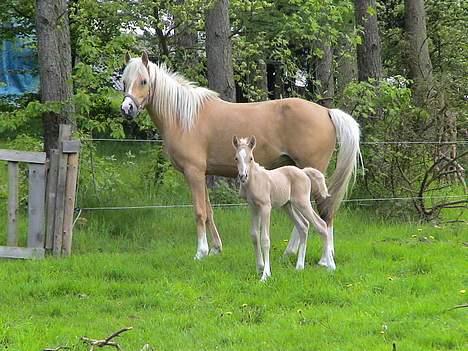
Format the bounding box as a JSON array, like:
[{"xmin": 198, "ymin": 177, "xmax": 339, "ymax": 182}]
[{"xmin": 124, "ymin": 59, "xmax": 219, "ymax": 131}]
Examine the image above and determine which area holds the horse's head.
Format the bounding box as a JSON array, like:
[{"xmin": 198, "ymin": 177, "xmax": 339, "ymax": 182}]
[
  {"xmin": 232, "ymin": 135, "xmax": 256, "ymax": 184},
  {"xmin": 120, "ymin": 51, "xmax": 151, "ymax": 119}
]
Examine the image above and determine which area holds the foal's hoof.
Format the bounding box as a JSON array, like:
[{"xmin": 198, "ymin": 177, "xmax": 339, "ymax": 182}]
[
  {"xmin": 194, "ymin": 250, "xmax": 209, "ymax": 260},
  {"xmin": 318, "ymin": 257, "xmax": 336, "ymax": 271},
  {"xmin": 209, "ymin": 247, "xmax": 222, "ymax": 256}
]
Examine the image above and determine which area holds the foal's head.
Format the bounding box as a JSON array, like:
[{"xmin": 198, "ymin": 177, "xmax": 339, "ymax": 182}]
[
  {"xmin": 232, "ymin": 135, "xmax": 256, "ymax": 183},
  {"xmin": 121, "ymin": 51, "xmax": 151, "ymax": 119}
]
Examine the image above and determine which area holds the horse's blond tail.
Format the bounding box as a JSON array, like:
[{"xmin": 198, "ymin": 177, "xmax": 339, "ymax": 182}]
[
  {"xmin": 303, "ymin": 168, "xmax": 330, "ymax": 199},
  {"xmin": 320, "ymin": 109, "xmax": 362, "ymax": 221}
]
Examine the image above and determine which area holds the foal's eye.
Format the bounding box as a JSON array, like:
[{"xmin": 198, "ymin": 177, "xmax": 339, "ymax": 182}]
[
  {"xmin": 234, "ymin": 157, "xmax": 238, "ymax": 161},
  {"xmin": 250, "ymin": 157, "xmax": 253, "ymax": 161}
]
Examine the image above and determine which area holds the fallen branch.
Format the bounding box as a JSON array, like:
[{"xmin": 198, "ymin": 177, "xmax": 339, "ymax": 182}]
[
  {"xmin": 448, "ymin": 303, "xmax": 468, "ymax": 311},
  {"xmin": 43, "ymin": 347, "xmax": 70, "ymax": 351},
  {"xmin": 81, "ymin": 327, "xmax": 133, "ymax": 350}
]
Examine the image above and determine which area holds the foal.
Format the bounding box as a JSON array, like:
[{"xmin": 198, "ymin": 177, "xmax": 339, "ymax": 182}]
[{"xmin": 233, "ymin": 136, "xmax": 333, "ymax": 281}]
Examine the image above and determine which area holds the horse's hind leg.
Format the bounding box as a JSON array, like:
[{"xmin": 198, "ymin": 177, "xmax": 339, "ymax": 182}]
[
  {"xmin": 294, "ymin": 200, "xmax": 336, "ymax": 270},
  {"xmin": 284, "ymin": 227, "xmax": 300, "ymax": 256},
  {"xmin": 285, "ymin": 204, "xmax": 309, "ymax": 270},
  {"xmin": 283, "ymin": 204, "xmax": 308, "ymax": 258},
  {"xmin": 205, "ymin": 185, "xmax": 222, "ymax": 255}
]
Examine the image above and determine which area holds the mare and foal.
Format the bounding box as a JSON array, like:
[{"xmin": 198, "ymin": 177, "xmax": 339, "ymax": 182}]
[
  {"xmin": 120, "ymin": 53, "xmax": 362, "ymax": 279},
  {"xmin": 233, "ymin": 136, "xmax": 333, "ymax": 281}
]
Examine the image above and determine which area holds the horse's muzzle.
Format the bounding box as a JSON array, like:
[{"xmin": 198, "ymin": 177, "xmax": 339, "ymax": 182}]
[{"xmin": 121, "ymin": 97, "xmax": 138, "ymax": 120}]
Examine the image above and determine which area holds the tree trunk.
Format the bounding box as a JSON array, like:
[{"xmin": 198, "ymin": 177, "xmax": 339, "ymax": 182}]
[
  {"xmin": 404, "ymin": 0, "xmax": 433, "ymax": 106},
  {"xmin": 336, "ymin": 24, "xmax": 358, "ymax": 95},
  {"xmin": 315, "ymin": 41, "xmax": 334, "ymax": 108},
  {"xmin": 36, "ymin": 0, "xmax": 74, "ymax": 155},
  {"xmin": 205, "ymin": 0, "xmax": 236, "ymax": 102},
  {"xmin": 354, "ymin": 0, "xmax": 383, "ymax": 81}
]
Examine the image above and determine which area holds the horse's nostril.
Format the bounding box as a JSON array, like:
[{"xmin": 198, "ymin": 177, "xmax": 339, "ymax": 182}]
[{"xmin": 128, "ymin": 104, "xmax": 133, "ymax": 111}]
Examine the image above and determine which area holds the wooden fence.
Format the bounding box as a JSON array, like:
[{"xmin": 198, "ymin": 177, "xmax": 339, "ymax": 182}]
[{"xmin": 0, "ymin": 125, "xmax": 80, "ymax": 259}]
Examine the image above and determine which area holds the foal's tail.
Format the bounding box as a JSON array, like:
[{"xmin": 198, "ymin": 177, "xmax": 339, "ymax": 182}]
[
  {"xmin": 303, "ymin": 168, "xmax": 330, "ymax": 199},
  {"xmin": 320, "ymin": 109, "xmax": 363, "ymax": 221}
]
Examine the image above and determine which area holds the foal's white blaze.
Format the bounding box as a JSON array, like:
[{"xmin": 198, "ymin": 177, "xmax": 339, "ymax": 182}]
[{"xmin": 238, "ymin": 149, "xmax": 249, "ymax": 182}]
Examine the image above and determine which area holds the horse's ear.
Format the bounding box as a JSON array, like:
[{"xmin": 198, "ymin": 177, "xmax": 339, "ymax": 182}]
[
  {"xmin": 248, "ymin": 135, "xmax": 256, "ymax": 150},
  {"xmin": 124, "ymin": 52, "xmax": 131, "ymax": 64},
  {"xmin": 232, "ymin": 136, "xmax": 239, "ymax": 149},
  {"xmin": 141, "ymin": 51, "xmax": 149, "ymax": 67}
]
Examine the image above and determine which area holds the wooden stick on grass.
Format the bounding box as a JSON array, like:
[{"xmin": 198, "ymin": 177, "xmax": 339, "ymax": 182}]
[{"xmin": 81, "ymin": 327, "xmax": 133, "ymax": 350}]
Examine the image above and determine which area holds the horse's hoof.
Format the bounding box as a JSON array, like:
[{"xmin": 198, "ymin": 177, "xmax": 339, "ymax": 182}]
[
  {"xmin": 193, "ymin": 250, "xmax": 208, "ymax": 260},
  {"xmin": 318, "ymin": 258, "xmax": 336, "ymax": 271},
  {"xmin": 209, "ymin": 247, "xmax": 222, "ymax": 256},
  {"xmin": 295, "ymin": 264, "xmax": 305, "ymax": 271}
]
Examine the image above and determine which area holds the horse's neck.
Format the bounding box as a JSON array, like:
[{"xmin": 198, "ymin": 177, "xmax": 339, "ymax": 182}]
[{"xmin": 245, "ymin": 162, "xmax": 266, "ymax": 189}]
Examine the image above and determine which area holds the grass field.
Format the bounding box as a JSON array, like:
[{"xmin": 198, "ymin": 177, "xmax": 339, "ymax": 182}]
[{"xmin": 0, "ymin": 143, "xmax": 467, "ymax": 350}]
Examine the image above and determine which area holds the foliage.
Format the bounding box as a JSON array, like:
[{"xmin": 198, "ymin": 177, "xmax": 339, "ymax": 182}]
[{"xmin": 341, "ymin": 79, "xmax": 466, "ymax": 220}]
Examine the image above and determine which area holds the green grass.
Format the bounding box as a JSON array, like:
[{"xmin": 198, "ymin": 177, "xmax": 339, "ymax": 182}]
[
  {"xmin": 0, "ymin": 143, "xmax": 467, "ymax": 350},
  {"xmin": 0, "ymin": 207, "xmax": 467, "ymax": 350}
]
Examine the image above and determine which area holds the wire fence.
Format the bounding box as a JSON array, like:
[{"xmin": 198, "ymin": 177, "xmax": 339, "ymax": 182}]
[
  {"xmin": 75, "ymin": 137, "xmax": 467, "ymax": 213},
  {"xmin": 76, "ymin": 195, "xmax": 467, "ymax": 212},
  {"xmin": 83, "ymin": 138, "xmax": 468, "ymax": 145}
]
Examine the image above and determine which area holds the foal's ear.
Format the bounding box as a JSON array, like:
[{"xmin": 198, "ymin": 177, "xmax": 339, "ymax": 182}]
[
  {"xmin": 248, "ymin": 135, "xmax": 256, "ymax": 150},
  {"xmin": 141, "ymin": 51, "xmax": 149, "ymax": 67},
  {"xmin": 232, "ymin": 136, "xmax": 239, "ymax": 149},
  {"xmin": 124, "ymin": 52, "xmax": 131, "ymax": 64}
]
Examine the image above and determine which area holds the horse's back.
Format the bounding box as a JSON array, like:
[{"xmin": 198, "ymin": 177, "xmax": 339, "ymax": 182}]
[{"xmin": 200, "ymin": 98, "xmax": 336, "ymax": 175}]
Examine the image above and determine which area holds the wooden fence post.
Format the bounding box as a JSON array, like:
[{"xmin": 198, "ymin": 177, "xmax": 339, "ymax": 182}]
[
  {"xmin": 27, "ymin": 163, "xmax": 47, "ymax": 248},
  {"xmin": 45, "ymin": 149, "xmax": 60, "ymax": 250},
  {"xmin": 7, "ymin": 162, "xmax": 19, "ymax": 246},
  {"xmin": 52, "ymin": 125, "xmax": 72, "ymax": 256},
  {"xmin": 62, "ymin": 140, "xmax": 80, "ymax": 256}
]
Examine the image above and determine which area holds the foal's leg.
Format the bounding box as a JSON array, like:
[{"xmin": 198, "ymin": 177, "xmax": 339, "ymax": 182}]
[
  {"xmin": 285, "ymin": 204, "xmax": 309, "ymax": 270},
  {"xmin": 185, "ymin": 168, "xmax": 209, "ymax": 260},
  {"xmin": 284, "ymin": 227, "xmax": 300, "ymax": 256},
  {"xmin": 205, "ymin": 185, "xmax": 222, "ymax": 255},
  {"xmin": 294, "ymin": 200, "xmax": 336, "ymax": 270},
  {"xmin": 250, "ymin": 207, "xmax": 264, "ymax": 274},
  {"xmin": 259, "ymin": 205, "xmax": 272, "ymax": 282}
]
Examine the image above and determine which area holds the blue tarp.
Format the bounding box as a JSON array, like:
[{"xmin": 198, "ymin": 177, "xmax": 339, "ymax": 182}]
[{"xmin": 0, "ymin": 36, "xmax": 39, "ymax": 96}]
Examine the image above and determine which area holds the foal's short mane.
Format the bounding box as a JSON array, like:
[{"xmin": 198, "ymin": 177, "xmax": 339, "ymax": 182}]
[{"xmin": 124, "ymin": 59, "xmax": 219, "ymax": 131}]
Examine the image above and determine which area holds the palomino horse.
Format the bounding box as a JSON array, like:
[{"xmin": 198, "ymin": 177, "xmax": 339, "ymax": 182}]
[
  {"xmin": 120, "ymin": 52, "xmax": 361, "ymax": 269},
  {"xmin": 233, "ymin": 136, "xmax": 331, "ymax": 281}
]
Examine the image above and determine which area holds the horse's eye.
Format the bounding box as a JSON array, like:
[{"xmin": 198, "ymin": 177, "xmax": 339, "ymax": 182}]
[
  {"xmin": 235, "ymin": 157, "xmax": 238, "ymax": 161},
  {"xmin": 250, "ymin": 157, "xmax": 253, "ymax": 161},
  {"xmin": 142, "ymin": 79, "xmax": 147, "ymax": 85}
]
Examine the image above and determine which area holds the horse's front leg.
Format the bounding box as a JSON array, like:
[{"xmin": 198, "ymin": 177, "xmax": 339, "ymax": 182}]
[
  {"xmin": 250, "ymin": 207, "xmax": 264, "ymax": 274},
  {"xmin": 259, "ymin": 205, "xmax": 272, "ymax": 282},
  {"xmin": 185, "ymin": 168, "xmax": 209, "ymax": 260},
  {"xmin": 205, "ymin": 185, "xmax": 222, "ymax": 255}
]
